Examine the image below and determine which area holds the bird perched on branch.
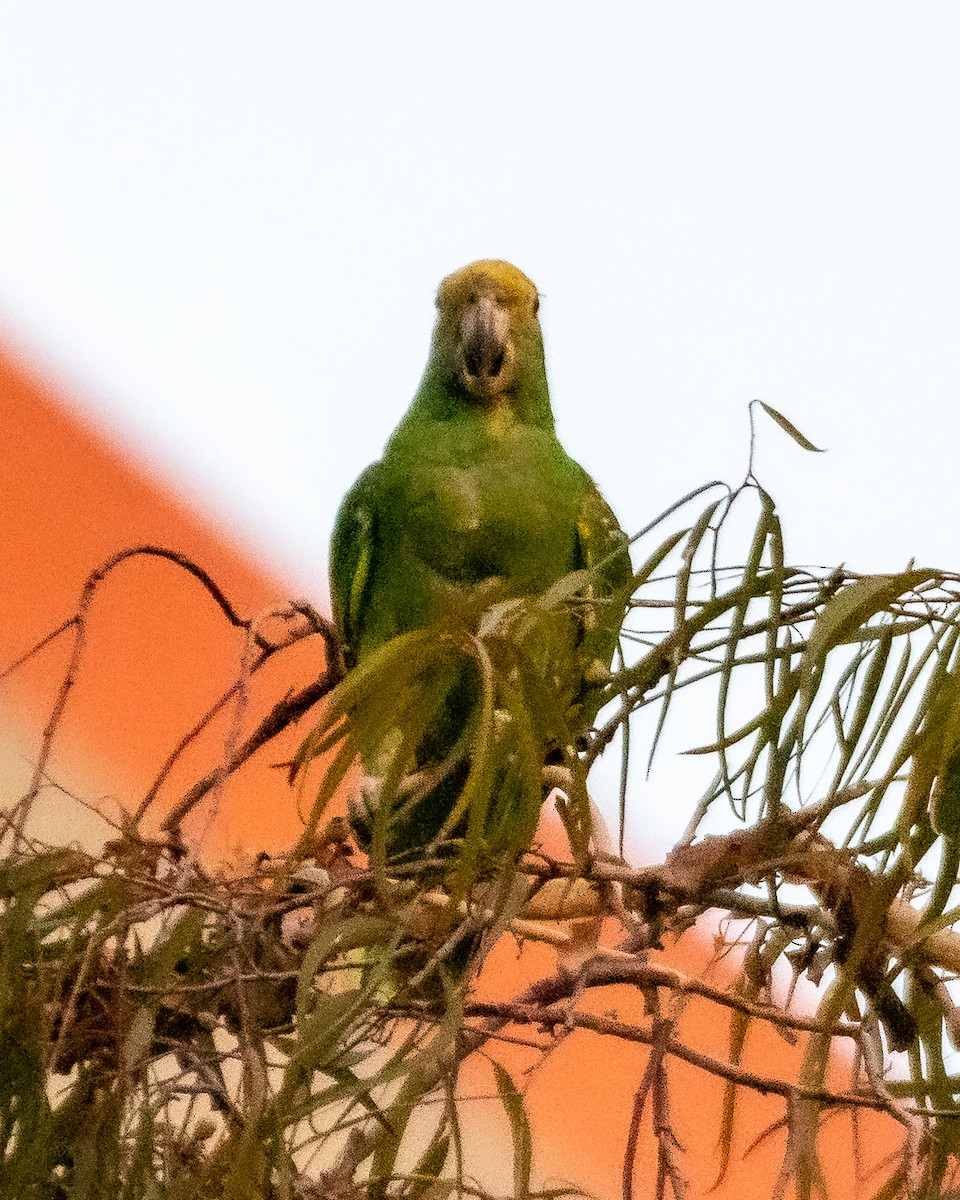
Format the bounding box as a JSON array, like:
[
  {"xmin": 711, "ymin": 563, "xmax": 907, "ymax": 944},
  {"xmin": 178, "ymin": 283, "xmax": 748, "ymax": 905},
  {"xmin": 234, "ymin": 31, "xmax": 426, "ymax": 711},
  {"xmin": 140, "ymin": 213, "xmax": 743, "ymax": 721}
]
[{"xmin": 322, "ymin": 260, "xmax": 630, "ymax": 867}]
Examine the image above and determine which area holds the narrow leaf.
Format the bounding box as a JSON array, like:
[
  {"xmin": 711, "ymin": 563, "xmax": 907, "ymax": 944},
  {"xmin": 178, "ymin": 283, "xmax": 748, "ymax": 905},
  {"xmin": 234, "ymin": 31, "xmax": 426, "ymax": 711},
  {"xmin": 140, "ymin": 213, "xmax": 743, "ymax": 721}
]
[
  {"xmin": 801, "ymin": 571, "xmax": 937, "ymax": 708},
  {"xmin": 757, "ymin": 401, "xmax": 825, "ymax": 452},
  {"xmin": 493, "ymin": 1060, "xmax": 533, "ymax": 1199}
]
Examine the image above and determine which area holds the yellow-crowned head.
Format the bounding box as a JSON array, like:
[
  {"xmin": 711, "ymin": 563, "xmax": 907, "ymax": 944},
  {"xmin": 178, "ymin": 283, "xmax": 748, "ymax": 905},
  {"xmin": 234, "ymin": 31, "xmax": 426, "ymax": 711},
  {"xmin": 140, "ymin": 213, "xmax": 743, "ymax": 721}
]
[{"xmin": 415, "ymin": 260, "xmax": 553, "ymax": 428}]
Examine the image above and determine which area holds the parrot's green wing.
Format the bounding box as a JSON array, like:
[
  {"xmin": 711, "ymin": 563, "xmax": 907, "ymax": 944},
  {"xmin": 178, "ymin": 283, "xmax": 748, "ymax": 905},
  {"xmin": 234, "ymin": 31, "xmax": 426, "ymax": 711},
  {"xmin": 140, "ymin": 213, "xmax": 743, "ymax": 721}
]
[
  {"xmin": 329, "ymin": 465, "xmax": 379, "ymax": 667},
  {"xmin": 569, "ymin": 469, "xmax": 632, "ymax": 725}
]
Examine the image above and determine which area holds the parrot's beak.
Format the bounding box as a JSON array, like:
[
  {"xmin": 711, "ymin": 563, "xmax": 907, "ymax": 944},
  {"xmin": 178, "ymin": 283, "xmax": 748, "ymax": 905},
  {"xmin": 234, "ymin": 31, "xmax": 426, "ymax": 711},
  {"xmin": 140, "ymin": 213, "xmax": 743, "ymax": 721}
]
[{"xmin": 458, "ymin": 296, "xmax": 514, "ymax": 402}]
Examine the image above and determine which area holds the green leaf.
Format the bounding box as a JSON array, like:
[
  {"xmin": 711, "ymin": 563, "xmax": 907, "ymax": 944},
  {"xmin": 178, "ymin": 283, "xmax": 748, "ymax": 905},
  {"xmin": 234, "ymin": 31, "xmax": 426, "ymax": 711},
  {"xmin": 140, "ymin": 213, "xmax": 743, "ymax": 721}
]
[
  {"xmin": 123, "ymin": 1006, "xmax": 157, "ymax": 1073},
  {"xmin": 629, "ymin": 526, "xmax": 691, "ymax": 591},
  {"xmin": 714, "ymin": 488, "xmax": 777, "ymax": 814},
  {"xmin": 828, "ymin": 627, "xmax": 892, "ymax": 793},
  {"xmin": 932, "ymin": 746, "xmax": 960, "ymax": 839},
  {"xmin": 493, "ymin": 1060, "xmax": 532, "ymax": 1199},
  {"xmin": 647, "ymin": 499, "xmax": 724, "ymax": 772},
  {"xmin": 713, "ymin": 1004, "xmax": 753, "ymax": 1190},
  {"xmin": 801, "ymin": 571, "xmax": 937, "ymax": 705},
  {"xmin": 0, "ymin": 848, "xmax": 90, "ymax": 899},
  {"xmin": 408, "ymin": 1133, "xmax": 451, "ymax": 1199},
  {"xmin": 130, "ymin": 906, "xmax": 206, "ymax": 986},
  {"xmin": 291, "ymin": 627, "xmax": 437, "ymax": 775},
  {"xmin": 756, "ymin": 401, "xmax": 825, "ymax": 452}
]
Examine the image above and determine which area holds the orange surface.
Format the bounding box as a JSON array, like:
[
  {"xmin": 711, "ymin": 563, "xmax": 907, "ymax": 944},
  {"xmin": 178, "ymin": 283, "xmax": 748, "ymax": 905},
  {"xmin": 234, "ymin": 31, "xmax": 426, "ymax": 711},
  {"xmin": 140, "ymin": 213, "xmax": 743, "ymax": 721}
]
[
  {"xmin": 0, "ymin": 342, "xmax": 903, "ymax": 1196},
  {"xmin": 0, "ymin": 344, "xmax": 325, "ymax": 856}
]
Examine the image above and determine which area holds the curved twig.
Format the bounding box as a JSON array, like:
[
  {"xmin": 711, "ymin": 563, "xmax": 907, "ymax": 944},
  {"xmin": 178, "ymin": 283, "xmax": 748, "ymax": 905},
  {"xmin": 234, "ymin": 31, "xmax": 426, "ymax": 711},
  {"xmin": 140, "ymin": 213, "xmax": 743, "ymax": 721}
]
[
  {"xmin": 160, "ymin": 662, "xmax": 342, "ymax": 833},
  {"xmin": 137, "ymin": 601, "xmax": 335, "ymax": 822}
]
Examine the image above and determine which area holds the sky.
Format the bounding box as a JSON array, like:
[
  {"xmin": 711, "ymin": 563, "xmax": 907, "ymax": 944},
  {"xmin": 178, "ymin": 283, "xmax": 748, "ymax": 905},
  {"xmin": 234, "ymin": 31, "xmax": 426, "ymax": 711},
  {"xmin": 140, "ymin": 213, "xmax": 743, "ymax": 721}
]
[{"xmin": 2, "ymin": 4, "xmax": 960, "ymax": 851}]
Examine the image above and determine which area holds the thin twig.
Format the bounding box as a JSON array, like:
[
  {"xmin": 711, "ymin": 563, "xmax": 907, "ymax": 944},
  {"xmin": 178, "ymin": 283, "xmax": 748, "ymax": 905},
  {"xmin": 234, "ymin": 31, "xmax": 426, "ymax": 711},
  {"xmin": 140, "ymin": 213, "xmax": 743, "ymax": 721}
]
[
  {"xmin": 7, "ymin": 546, "xmax": 286, "ymax": 846},
  {"xmin": 160, "ymin": 666, "xmax": 341, "ymax": 832},
  {"xmin": 464, "ymin": 1000, "xmax": 894, "ymax": 1113},
  {"xmin": 0, "ymin": 617, "xmax": 78, "ymax": 681}
]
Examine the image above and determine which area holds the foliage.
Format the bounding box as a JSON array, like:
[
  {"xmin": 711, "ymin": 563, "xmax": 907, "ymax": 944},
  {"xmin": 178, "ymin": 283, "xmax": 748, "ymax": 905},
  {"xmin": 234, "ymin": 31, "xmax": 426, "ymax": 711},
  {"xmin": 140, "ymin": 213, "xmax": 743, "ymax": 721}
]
[{"xmin": 6, "ymin": 408, "xmax": 960, "ymax": 1197}]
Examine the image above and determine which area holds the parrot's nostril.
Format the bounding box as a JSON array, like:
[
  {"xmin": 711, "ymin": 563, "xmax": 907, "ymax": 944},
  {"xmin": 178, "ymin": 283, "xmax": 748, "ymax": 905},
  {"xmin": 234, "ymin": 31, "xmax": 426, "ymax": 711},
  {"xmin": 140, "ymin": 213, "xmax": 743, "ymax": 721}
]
[{"xmin": 488, "ymin": 349, "xmax": 504, "ymax": 377}]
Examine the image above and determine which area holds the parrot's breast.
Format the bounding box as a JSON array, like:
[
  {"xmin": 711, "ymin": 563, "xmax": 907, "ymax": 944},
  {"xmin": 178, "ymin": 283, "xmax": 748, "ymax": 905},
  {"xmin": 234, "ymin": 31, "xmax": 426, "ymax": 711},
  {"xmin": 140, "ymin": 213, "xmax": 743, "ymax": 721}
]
[{"xmin": 391, "ymin": 423, "xmax": 580, "ymax": 595}]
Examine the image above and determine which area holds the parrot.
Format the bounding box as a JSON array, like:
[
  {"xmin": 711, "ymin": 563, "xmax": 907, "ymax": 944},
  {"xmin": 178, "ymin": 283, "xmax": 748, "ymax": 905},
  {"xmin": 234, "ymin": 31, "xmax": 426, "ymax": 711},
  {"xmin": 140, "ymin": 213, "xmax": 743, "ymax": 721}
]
[{"xmin": 327, "ymin": 260, "xmax": 631, "ymax": 867}]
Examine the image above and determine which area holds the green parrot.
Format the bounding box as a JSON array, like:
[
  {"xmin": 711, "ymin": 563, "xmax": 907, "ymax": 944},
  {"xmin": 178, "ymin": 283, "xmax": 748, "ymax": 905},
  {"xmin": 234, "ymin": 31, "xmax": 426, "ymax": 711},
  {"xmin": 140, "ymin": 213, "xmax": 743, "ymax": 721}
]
[{"xmin": 329, "ymin": 260, "xmax": 630, "ymax": 864}]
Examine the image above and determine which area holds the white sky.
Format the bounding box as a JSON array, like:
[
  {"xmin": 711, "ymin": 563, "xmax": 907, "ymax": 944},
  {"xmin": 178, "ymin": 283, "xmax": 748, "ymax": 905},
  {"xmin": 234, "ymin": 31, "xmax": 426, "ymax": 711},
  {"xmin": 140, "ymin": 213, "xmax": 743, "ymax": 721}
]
[{"xmin": 2, "ymin": 5, "xmax": 959, "ymax": 851}]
